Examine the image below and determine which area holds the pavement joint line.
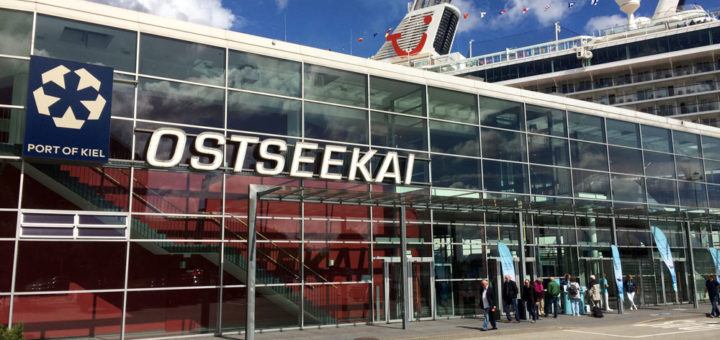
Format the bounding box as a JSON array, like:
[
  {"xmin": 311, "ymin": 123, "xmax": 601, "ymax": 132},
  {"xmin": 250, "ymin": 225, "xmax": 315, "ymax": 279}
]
[{"xmin": 635, "ymin": 317, "xmax": 665, "ymax": 324}]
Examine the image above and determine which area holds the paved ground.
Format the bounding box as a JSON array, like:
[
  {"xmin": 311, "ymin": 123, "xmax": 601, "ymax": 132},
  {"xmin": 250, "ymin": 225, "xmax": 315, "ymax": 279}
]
[{"xmin": 207, "ymin": 304, "xmax": 720, "ymax": 340}]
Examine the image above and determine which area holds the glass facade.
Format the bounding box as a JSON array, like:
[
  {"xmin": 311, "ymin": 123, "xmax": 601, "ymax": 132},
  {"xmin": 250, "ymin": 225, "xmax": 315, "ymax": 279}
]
[{"xmin": 3, "ymin": 5, "xmax": 720, "ymax": 340}]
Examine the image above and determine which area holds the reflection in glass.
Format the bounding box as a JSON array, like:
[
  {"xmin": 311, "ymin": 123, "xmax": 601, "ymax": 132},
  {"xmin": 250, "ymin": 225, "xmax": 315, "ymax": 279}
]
[
  {"xmin": 673, "ymin": 131, "xmax": 701, "ymax": 157},
  {"xmin": 140, "ymin": 34, "xmax": 224, "ymax": 84},
  {"xmin": 526, "ymin": 105, "xmax": 566, "ymax": 137},
  {"xmin": 678, "ymin": 181, "xmax": 707, "ymax": 207},
  {"xmin": 35, "ymin": 15, "xmax": 136, "ymax": 72},
  {"xmin": 480, "ymin": 96, "xmax": 524, "ymax": 131},
  {"xmin": 228, "ymin": 50, "xmax": 301, "ymax": 97},
  {"xmin": 644, "ymin": 151, "xmax": 675, "ymax": 178},
  {"xmin": 571, "ymin": 141, "xmax": 608, "ymax": 171},
  {"xmin": 530, "ymin": 165, "xmax": 572, "ymax": 196},
  {"xmin": 573, "ymin": 170, "xmax": 610, "ymax": 200},
  {"xmin": 125, "ymin": 289, "xmax": 218, "ymax": 337},
  {"xmin": 132, "ymin": 169, "xmax": 224, "ymax": 215},
  {"xmin": 707, "ymin": 185, "xmax": 720, "ymax": 208},
  {"xmin": 428, "ymin": 87, "xmax": 477, "ymax": 123},
  {"xmin": 110, "ymin": 81, "xmax": 135, "ymax": 118},
  {"xmin": 429, "ymin": 121, "xmax": 479, "ymax": 156},
  {"xmin": 675, "ymin": 156, "xmax": 704, "ymax": 181},
  {"xmin": 304, "ymin": 102, "xmax": 368, "ymax": 144},
  {"xmin": 305, "ymin": 64, "xmax": 366, "ymax": 107},
  {"xmin": 611, "ymin": 174, "xmax": 646, "ymax": 202},
  {"xmin": 705, "ymin": 160, "xmax": 720, "ymax": 184},
  {"xmin": 372, "ymin": 112, "xmax": 427, "ymax": 150},
  {"xmin": 137, "ymin": 78, "xmax": 224, "ymax": 127},
  {"xmin": 609, "ymin": 146, "xmax": 643, "ymax": 175},
  {"xmin": 606, "ymin": 119, "xmax": 640, "ymax": 148},
  {"xmin": 0, "ymin": 58, "xmax": 28, "ymax": 106},
  {"xmin": 482, "ymin": 128, "xmax": 526, "ymax": 162},
  {"xmin": 370, "ymin": 76, "xmax": 425, "ymax": 115},
  {"xmin": 128, "ymin": 242, "xmax": 219, "ymax": 287},
  {"xmin": 110, "ymin": 118, "xmax": 133, "ymax": 159},
  {"xmin": 528, "ymin": 135, "xmax": 569, "ymax": 167},
  {"xmin": 0, "ymin": 160, "xmax": 20, "ymax": 209},
  {"xmin": 483, "ymin": 160, "xmax": 528, "ymax": 194},
  {"xmin": 431, "ymin": 155, "xmax": 481, "ymax": 189},
  {"xmin": 228, "ymin": 91, "xmax": 301, "ymax": 136},
  {"xmin": 642, "ymin": 125, "xmax": 672, "ymax": 153},
  {"xmin": 568, "ymin": 112, "xmax": 605, "ymax": 142},
  {"xmin": 0, "ymin": 9, "xmax": 32, "ymax": 56},
  {"xmin": 702, "ymin": 136, "xmax": 720, "ymax": 160}
]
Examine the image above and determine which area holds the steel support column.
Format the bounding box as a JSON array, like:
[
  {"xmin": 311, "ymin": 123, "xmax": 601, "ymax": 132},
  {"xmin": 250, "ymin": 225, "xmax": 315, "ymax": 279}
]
[
  {"xmin": 246, "ymin": 185, "xmax": 259, "ymax": 340},
  {"xmin": 518, "ymin": 211, "xmax": 527, "ymax": 282},
  {"xmin": 400, "ymin": 205, "xmax": 409, "ymax": 329},
  {"xmin": 685, "ymin": 221, "xmax": 699, "ymax": 309},
  {"xmin": 611, "ymin": 217, "xmax": 624, "ymax": 315}
]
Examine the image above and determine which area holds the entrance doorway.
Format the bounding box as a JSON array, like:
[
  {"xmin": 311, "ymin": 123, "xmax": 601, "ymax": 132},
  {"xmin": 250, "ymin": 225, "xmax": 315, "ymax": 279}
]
[{"xmin": 373, "ymin": 257, "xmax": 434, "ymax": 322}]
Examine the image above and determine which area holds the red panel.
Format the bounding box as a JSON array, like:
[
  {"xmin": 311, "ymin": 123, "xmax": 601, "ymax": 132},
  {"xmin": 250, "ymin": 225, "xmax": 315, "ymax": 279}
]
[
  {"xmin": 304, "ymin": 243, "xmax": 369, "ymax": 283},
  {"xmin": 124, "ymin": 289, "xmax": 217, "ymax": 338},
  {"xmin": 132, "ymin": 169, "xmax": 223, "ymax": 215},
  {"xmin": 13, "ymin": 293, "xmax": 123, "ymax": 339},
  {"xmin": 304, "ymin": 284, "xmax": 370, "ymax": 323},
  {"xmin": 0, "ymin": 242, "xmax": 13, "ymax": 292}
]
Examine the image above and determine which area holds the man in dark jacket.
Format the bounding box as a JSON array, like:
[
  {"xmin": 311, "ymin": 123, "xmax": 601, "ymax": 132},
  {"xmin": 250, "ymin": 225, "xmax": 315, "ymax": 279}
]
[
  {"xmin": 502, "ymin": 274, "xmax": 520, "ymax": 323},
  {"xmin": 479, "ymin": 279, "xmax": 497, "ymax": 331},
  {"xmin": 521, "ymin": 279, "xmax": 537, "ymax": 323},
  {"xmin": 704, "ymin": 275, "xmax": 719, "ymax": 318}
]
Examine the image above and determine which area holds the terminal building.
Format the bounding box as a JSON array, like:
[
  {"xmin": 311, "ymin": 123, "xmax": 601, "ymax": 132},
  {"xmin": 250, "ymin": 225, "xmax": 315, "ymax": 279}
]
[{"xmin": 1, "ymin": 0, "xmax": 720, "ymax": 339}]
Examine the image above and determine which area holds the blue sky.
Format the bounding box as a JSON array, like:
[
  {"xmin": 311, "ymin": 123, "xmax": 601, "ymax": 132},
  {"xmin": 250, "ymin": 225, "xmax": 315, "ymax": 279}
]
[{"xmin": 93, "ymin": 0, "xmax": 720, "ymax": 58}]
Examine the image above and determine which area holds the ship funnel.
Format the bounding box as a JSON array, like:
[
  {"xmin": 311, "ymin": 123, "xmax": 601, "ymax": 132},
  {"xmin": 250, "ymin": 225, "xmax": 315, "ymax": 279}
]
[{"xmin": 615, "ymin": 0, "xmax": 641, "ymax": 29}]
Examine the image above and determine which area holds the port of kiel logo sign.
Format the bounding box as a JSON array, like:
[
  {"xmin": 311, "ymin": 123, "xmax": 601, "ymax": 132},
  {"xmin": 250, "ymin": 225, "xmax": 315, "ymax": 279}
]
[{"xmin": 23, "ymin": 56, "xmax": 113, "ymax": 162}]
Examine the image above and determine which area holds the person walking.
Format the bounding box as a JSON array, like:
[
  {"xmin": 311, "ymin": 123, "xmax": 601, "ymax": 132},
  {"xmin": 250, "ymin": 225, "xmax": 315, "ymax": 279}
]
[
  {"xmin": 704, "ymin": 275, "xmax": 719, "ymax": 318},
  {"xmin": 547, "ymin": 276, "xmax": 561, "ymax": 318},
  {"xmin": 601, "ymin": 273, "xmax": 613, "ymax": 311},
  {"xmin": 502, "ymin": 274, "xmax": 520, "ymax": 323},
  {"xmin": 533, "ymin": 278, "xmax": 545, "ymax": 318},
  {"xmin": 479, "ymin": 279, "xmax": 497, "ymax": 331},
  {"xmin": 521, "ymin": 279, "xmax": 537, "ymax": 323},
  {"xmin": 567, "ymin": 276, "xmax": 582, "ymax": 316},
  {"xmin": 588, "ymin": 275, "xmax": 602, "ymax": 309},
  {"xmin": 561, "ymin": 274, "xmax": 571, "ymax": 314},
  {"xmin": 624, "ymin": 274, "xmax": 638, "ymax": 311}
]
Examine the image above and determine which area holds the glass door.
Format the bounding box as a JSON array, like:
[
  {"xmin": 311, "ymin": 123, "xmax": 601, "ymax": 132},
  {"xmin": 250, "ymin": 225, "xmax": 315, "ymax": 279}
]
[
  {"xmin": 380, "ymin": 257, "xmax": 434, "ymax": 322},
  {"xmin": 411, "ymin": 262, "xmax": 432, "ymax": 319}
]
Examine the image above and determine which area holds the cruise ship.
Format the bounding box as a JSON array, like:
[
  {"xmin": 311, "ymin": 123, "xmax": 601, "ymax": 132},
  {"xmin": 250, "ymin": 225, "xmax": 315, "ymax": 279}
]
[{"xmin": 397, "ymin": 0, "xmax": 720, "ymax": 127}]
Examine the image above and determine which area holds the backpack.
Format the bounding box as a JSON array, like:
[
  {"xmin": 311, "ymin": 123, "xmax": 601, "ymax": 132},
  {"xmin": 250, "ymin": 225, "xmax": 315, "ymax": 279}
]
[
  {"xmin": 568, "ymin": 284, "xmax": 578, "ymax": 295},
  {"xmin": 592, "ymin": 306, "xmax": 604, "ymax": 318}
]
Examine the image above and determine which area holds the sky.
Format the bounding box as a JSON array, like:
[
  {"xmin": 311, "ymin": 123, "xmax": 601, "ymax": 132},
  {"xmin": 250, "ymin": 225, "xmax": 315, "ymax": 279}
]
[{"xmin": 90, "ymin": 0, "xmax": 720, "ymax": 58}]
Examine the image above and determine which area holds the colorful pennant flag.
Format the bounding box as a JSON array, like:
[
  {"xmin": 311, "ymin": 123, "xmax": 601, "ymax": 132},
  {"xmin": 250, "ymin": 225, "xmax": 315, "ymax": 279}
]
[
  {"xmin": 568, "ymin": 1, "xmax": 576, "ymax": 8},
  {"xmin": 463, "ymin": 13, "xmax": 468, "ymax": 19},
  {"xmin": 358, "ymin": 37, "xmax": 363, "ymax": 42},
  {"xmin": 591, "ymin": 0, "xmax": 599, "ymax": 5},
  {"xmin": 480, "ymin": 12, "xmax": 487, "ymax": 18},
  {"xmin": 499, "ymin": 9, "xmax": 507, "ymax": 14},
  {"xmin": 545, "ymin": 4, "xmax": 551, "ymax": 11},
  {"xmin": 522, "ymin": 8, "xmax": 529, "ymax": 13}
]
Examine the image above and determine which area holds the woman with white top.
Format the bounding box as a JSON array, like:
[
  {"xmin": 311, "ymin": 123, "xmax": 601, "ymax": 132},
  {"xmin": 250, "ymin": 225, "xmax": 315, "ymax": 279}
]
[{"xmin": 567, "ymin": 276, "xmax": 582, "ymax": 316}]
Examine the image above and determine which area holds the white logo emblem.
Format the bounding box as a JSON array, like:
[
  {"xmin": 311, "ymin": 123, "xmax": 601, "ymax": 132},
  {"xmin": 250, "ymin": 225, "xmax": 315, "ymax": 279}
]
[{"xmin": 32, "ymin": 65, "xmax": 107, "ymax": 130}]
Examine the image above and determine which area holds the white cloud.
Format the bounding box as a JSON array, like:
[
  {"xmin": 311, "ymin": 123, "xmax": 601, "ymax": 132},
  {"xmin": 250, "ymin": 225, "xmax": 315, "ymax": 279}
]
[
  {"xmin": 584, "ymin": 14, "xmax": 628, "ymax": 34},
  {"xmin": 275, "ymin": 0, "xmax": 289, "ymax": 11},
  {"xmin": 453, "ymin": 0, "xmax": 585, "ymax": 32},
  {"xmin": 90, "ymin": 0, "xmax": 238, "ymax": 29}
]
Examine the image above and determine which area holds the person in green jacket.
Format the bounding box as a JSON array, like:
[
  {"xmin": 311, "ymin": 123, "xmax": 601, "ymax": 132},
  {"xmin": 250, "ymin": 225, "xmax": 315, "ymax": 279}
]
[{"xmin": 547, "ymin": 277, "xmax": 561, "ymax": 318}]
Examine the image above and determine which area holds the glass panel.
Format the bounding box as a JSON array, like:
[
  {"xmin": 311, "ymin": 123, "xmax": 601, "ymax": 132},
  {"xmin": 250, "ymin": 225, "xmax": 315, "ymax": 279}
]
[
  {"xmin": 0, "ymin": 241, "xmax": 13, "ymax": 291},
  {"xmin": 646, "ymin": 178, "xmax": 677, "ymax": 205},
  {"xmin": 568, "ymin": 112, "xmax": 605, "ymax": 142},
  {"xmin": 304, "ymin": 64, "xmax": 366, "ymax": 107},
  {"xmin": 304, "ymin": 243, "xmax": 369, "ymax": 282},
  {"xmin": 370, "ymin": 76, "xmax": 425, "ymax": 115},
  {"xmin": 228, "ymin": 50, "xmax": 301, "ymax": 97},
  {"xmin": 127, "ymin": 241, "xmax": 219, "ymax": 287},
  {"xmin": 13, "ymin": 293, "xmax": 123, "ymax": 339},
  {"xmin": 110, "ymin": 81, "xmax": 135, "ymax": 118},
  {"xmin": 0, "ymin": 9, "xmax": 32, "ymax": 56},
  {"xmin": 0, "ymin": 212, "xmax": 16, "ymax": 238},
  {"xmin": 412, "ymin": 262, "xmax": 432, "ymax": 318},
  {"xmin": 132, "ymin": 169, "xmax": 223, "ymax": 215},
  {"xmin": 389, "ymin": 262, "xmax": 404, "ymax": 320},
  {"xmin": 428, "ymin": 87, "xmax": 477, "ymax": 123},
  {"xmin": 228, "ymin": 91, "xmax": 301, "ymax": 136},
  {"xmin": 125, "ymin": 289, "xmax": 218, "ymax": 338},
  {"xmin": 35, "ymin": 15, "xmax": 136, "ymax": 72},
  {"xmin": 705, "ymin": 160, "xmax": 720, "ymax": 184},
  {"xmin": 573, "ymin": 170, "xmax": 610, "ymax": 200},
  {"xmin": 644, "ymin": 151, "xmax": 675, "ymax": 178},
  {"xmin": 0, "ymin": 58, "xmax": 29, "ymax": 106},
  {"xmin": 678, "ymin": 181, "xmax": 707, "ymax": 207},
  {"xmin": 23, "ymin": 214, "xmax": 74, "ymax": 224},
  {"xmin": 15, "ymin": 241, "xmax": 126, "ymax": 292},
  {"xmin": 606, "ymin": 119, "xmax": 640, "ymax": 148},
  {"xmin": 675, "ymin": 156, "xmax": 704, "ymax": 181},
  {"xmin": 431, "ymin": 155, "xmax": 481, "ymax": 189},
  {"xmin": 257, "ymin": 241, "xmax": 300, "ymax": 283},
  {"xmin": 673, "ymin": 131, "xmax": 701, "ymax": 157},
  {"xmin": 0, "ymin": 159, "xmax": 20, "ymax": 208},
  {"xmin": 702, "ymin": 136, "xmax": 720, "ymax": 160},
  {"xmin": 304, "ymin": 102, "xmax": 368, "ymax": 144},
  {"xmin": 371, "ymin": 111, "xmax": 427, "ymax": 150},
  {"xmin": 525, "ymin": 104, "xmax": 566, "ymax": 137},
  {"xmin": 483, "ymin": 160, "xmax": 528, "ymax": 194},
  {"xmin": 707, "ymin": 185, "xmax": 720, "ymax": 208},
  {"xmin": 479, "ymin": 96, "xmax": 524, "ymax": 131},
  {"xmin": 642, "ymin": 125, "xmax": 672, "ymax": 153},
  {"xmin": 611, "ymin": 174, "xmax": 646, "ymax": 202},
  {"xmin": 136, "ymin": 78, "xmax": 224, "ymax": 127},
  {"xmin": 304, "ymin": 284, "xmax": 370, "ymax": 326},
  {"xmin": 429, "ymin": 121, "xmax": 479, "ymax": 156},
  {"xmin": 570, "ymin": 141, "xmax": 608, "ymax": 171},
  {"xmin": 530, "ymin": 165, "xmax": 572, "ymax": 196},
  {"xmin": 482, "ymin": 128, "xmax": 527, "ymax": 162},
  {"xmin": 528, "ymin": 135, "xmax": 569, "ymax": 167},
  {"xmin": 140, "ymin": 34, "xmax": 224, "ymax": 85},
  {"xmin": 609, "ymin": 146, "xmax": 643, "ymax": 175},
  {"xmin": 110, "ymin": 118, "xmax": 133, "ymax": 160}
]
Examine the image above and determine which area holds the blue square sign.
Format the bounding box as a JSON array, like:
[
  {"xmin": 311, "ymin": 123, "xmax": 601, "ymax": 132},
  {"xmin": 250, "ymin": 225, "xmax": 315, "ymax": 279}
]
[{"xmin": 23, "ymin": 56, "xmax": 113, "ymax": 163}]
